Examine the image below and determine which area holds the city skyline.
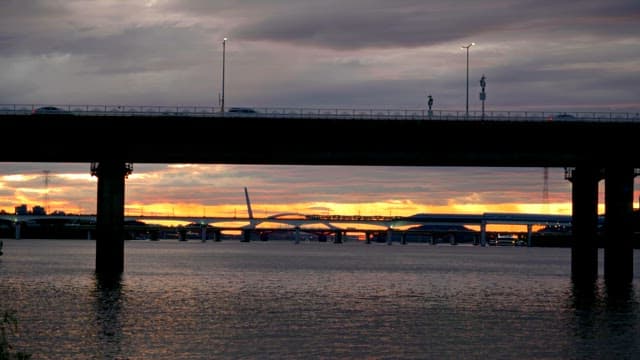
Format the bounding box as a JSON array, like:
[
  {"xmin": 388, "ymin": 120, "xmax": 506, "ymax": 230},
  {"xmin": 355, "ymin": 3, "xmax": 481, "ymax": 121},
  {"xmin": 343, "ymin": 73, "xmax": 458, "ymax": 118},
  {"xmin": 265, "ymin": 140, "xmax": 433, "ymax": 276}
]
[{"xmin": 1, "ymin": 1, "xmax": 638, "ymax": 216}]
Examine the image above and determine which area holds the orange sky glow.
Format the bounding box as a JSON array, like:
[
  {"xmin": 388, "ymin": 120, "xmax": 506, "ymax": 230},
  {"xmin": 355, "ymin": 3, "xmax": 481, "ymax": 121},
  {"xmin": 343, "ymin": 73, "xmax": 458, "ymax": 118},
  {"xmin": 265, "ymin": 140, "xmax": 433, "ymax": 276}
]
[{"xmin": 0, "ymin": 165, "xmax": 637, "ymax": 227}]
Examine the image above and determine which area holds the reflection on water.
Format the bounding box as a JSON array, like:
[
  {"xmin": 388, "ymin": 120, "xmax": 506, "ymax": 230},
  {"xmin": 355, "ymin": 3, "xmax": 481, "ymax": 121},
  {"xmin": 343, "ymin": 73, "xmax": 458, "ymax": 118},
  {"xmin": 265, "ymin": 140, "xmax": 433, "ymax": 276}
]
[
  {"xmin": 93, "ymin": 272, "xmax": 123, "ymax": 359},
  {"xmin": 0, "ymin": 239, "xmax": 638, "ymax": 359},
  {"xmin": 568, "ymin": 281, "xmax": 639, "ymax": 359}
]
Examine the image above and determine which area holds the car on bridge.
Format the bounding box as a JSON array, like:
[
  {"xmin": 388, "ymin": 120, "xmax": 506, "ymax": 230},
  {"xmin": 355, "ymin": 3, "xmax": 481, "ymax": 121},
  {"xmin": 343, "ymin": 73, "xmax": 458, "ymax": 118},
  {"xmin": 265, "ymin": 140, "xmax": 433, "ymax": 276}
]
[
  {"xmin": 227, "ymin": 107, "xmax": 259, "ymax": 114},
  {"xmin": 548, "ymin": 113, "xmax": 576, "ymax": 121},
  {"xmin": 31, "ymin": 106, "xmax": 74, "ymax": 115}
]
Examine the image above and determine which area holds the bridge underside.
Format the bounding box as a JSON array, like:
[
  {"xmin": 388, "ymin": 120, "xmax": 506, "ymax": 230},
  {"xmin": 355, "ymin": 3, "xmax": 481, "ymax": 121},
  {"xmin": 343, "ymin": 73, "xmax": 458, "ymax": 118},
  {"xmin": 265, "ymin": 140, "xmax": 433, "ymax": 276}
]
[{"xmin": 2, "ymin": 115, "xmax": 640, "ymax": 167}]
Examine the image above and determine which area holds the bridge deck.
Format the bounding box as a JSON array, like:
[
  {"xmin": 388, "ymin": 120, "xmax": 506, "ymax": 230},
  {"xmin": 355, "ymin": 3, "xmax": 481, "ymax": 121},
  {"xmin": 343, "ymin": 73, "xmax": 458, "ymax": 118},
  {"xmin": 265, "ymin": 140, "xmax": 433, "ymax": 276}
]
[{"xmin": 2, "ymin": 114, "xmax": 639, "ymax": 167}]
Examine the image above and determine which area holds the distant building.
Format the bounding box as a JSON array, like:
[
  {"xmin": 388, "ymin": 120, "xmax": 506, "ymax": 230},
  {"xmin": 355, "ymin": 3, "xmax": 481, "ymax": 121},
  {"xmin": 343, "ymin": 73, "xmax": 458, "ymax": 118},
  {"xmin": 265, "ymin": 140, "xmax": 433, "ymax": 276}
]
[
  {"xmin": 32, "ymin": 205, "xmax": 46, "ymax": 215},
  {"xmin": 14, "ymin": 204, "xmax": 48, "ymax": 215},
  {"xmin": 15, "ymin": 204, "xmax": 28, "ymax": 215}
]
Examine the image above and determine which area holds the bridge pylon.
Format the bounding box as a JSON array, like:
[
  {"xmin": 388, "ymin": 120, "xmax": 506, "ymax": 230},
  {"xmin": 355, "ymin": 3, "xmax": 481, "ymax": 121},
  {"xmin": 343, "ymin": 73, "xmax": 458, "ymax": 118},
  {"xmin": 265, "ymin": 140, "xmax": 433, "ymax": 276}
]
[{"xmin": 91, "ymin": 161, "xmax": 133, "ymax": 274}]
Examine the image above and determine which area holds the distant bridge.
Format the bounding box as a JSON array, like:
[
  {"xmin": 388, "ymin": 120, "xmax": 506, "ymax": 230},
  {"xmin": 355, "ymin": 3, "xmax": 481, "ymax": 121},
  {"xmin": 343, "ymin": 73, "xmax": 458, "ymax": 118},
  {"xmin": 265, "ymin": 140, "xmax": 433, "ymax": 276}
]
[{"xmin": 1, "ymin": 212, "xmax": 574, "ymax": 244}]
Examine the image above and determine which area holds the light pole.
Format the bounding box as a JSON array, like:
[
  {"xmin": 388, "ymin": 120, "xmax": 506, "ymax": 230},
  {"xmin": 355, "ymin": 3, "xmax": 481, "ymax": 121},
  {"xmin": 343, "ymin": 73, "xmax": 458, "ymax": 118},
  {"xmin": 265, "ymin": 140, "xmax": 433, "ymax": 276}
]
[
  {"xmin": 461, "ymin": 42, "xmax": 475, "ymax": 117},
  {"xmin": 221, "ymin": 37, "xmax": 227, "ymax": 113}
]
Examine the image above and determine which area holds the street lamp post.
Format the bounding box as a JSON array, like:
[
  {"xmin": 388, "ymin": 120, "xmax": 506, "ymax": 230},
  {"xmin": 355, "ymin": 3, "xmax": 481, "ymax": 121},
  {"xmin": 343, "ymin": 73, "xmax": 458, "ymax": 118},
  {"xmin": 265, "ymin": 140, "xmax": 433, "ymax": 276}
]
[
  {"xmin": 221, "ymin": 37, "xmax": 227, "ymax": 113},
  {"xmin": 461, "ymin": 42, "xmax": 475, "ymax": 117},
  {"xmin": 480, "ymin": 74, "xmax": 487, "ymax": 120}
]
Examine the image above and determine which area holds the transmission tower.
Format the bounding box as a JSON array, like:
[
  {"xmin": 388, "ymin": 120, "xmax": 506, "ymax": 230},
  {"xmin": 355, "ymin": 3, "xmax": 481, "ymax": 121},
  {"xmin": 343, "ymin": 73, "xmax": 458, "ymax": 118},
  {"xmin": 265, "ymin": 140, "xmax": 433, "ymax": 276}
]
[
  {"xmin": 43, "ymin": 170, "xmax": 50, "ymax": 214},
  {"xmin": 542, "ymin": 167, "xmax": 549, "ymax": 213}
]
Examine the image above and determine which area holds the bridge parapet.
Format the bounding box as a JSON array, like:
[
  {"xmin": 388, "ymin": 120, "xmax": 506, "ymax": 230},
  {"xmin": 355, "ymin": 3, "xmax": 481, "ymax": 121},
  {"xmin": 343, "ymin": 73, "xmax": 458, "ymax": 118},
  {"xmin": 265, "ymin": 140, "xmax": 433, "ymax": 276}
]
[{"xmin": 2, "ymin": 104, "xmax": 638, "ymax": 122}]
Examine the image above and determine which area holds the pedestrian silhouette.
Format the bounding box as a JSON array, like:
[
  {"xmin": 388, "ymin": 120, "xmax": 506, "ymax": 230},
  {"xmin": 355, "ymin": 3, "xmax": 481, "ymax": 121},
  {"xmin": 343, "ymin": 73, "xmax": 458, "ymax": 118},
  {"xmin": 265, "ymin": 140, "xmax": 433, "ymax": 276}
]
[{"xmin": 427, "ymin": 95, "xmax": 433, "ymax": 111}]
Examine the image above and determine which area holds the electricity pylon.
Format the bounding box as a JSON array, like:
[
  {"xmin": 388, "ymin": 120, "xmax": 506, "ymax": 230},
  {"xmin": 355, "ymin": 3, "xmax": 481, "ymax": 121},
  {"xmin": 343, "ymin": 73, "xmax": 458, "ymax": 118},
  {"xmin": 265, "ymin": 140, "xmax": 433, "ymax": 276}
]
[
  {"xmin": 542, "ymin": 167, "xmax": 549, "ymax": 213},
  {"xmin": 43, "ymin": 170, "xmax": 51, "ymax": 214}
]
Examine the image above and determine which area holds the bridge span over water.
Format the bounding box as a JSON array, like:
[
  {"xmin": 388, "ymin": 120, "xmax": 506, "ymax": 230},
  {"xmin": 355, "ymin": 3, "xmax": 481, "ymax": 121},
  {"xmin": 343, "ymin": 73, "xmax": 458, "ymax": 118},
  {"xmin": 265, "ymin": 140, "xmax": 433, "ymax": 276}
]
[{"xmin": 0, "ymin": 108, "xmax": 638, "ymax": 285}]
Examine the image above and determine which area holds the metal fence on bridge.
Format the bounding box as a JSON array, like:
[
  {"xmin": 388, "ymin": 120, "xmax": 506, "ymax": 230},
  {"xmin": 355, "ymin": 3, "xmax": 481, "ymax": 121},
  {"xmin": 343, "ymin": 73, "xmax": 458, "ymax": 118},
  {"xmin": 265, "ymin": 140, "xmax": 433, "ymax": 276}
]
[{"xmin": 1, "ymin": 103, "xmax": 639, "ymax": 122}]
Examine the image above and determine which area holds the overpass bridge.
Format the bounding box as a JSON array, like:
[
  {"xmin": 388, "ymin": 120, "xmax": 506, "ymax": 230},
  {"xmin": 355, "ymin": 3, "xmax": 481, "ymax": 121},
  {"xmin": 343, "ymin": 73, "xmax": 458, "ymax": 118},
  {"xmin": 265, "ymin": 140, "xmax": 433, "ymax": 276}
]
[
  {"xmin": 1, "ymin": 212, "xmax": 573, "ymax": 245},
  {"xmin": 1, "ymin": 106, "xmax": 638, "ymax": 285}
]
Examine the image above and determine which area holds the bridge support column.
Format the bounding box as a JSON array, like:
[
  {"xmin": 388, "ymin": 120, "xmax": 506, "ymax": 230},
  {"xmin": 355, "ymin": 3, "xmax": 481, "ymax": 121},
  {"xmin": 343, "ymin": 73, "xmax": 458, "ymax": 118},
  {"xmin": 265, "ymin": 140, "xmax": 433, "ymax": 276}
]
[
  {"xmin": 480, "ymin": 221, "xmax": 487, "ymax": 246},
  {"xmin": 213, "ymin": 230, "xmax": 222, "ymax": 242},
  {"xmin": 604, "ymin": 167, "xmax": 635, "ymax": 285},
  {"xmin": 526, "ymin": 224, "xmax": 533, "ymax": 247},
  {"xmin": 386, "ymin": 228, "xmax": 393, "ymax": 245},
  {"xmin": 178, "ymin": 228, "xmax": 187, "ymax": 241},
  {"xmin": 92, "ymin": 161, "xmax": 132, "ymax": 274},
  {"xmin": 201, "ymin": 225, "xmax": 207, "ymax": 242},
  {"xmin": 334, "ymin": 231, "xmax": 343, "ymax": 244},
  {"xmin": 401, "ymin": 232, "xmax": 407, "ymax": 245},
  {"xmin": 294, "ymin": 227, "xmax": 300, "ymax": 244},
  {"xmin": 570, "ymin": 167, "xmax": 600, "ymax": 285},
  {"xmin": 14, "ymin": 222, "xmax": 20, "ymax": 240}
]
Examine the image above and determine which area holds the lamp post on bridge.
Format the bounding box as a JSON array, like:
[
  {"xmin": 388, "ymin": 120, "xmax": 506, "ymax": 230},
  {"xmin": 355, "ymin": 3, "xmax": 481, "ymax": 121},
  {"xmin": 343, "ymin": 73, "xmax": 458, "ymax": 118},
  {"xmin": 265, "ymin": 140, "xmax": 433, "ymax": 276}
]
[
  {"xmin": 221, "ymin": 37, "xmax": 228, "ymax": 113},
  {"xmin": 480, "ymin": 74, "xmax": 486, "ymax": 120},
  {"xmin": 462, "ymin": 42, "xmax": 475, "ymax": 118}
]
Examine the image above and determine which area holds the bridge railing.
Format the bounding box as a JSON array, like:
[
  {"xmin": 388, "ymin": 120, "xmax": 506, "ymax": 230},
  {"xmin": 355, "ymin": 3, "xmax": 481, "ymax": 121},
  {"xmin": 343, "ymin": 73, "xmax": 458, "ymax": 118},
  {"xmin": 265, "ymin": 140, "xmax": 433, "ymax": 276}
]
[{"xmin": 1, "ymin": 104, "xmax": 639, "ymax": 122}]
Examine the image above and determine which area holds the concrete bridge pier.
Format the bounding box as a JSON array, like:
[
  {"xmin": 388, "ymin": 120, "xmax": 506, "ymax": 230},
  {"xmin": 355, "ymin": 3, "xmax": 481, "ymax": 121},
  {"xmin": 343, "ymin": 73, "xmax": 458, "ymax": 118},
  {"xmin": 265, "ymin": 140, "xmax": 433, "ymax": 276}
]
[
  {"xmin": 604, "ymin": 167, "xmax": 636, "ymax": 285},
  {"xmin": 294, "ymin": 226, "xmax": 301, "ymax": 244},
  {"xmin": 569, "ymin": 166, "xmax": 600, "ymax": 285},
  {"xmin": 92, "ymin": 161, "xmax": 132, "ymax": 274},
  {"xmin": 178, "ymin": 228, "xmax": 187, "ymax": 241},
  {"xmin": 14, "ymin": 222, "xmax": 20, "ymax": 240},
  {"xmin": 386, "ymin": 228, "xmax": 393, "ymax": 245},
  {"xmin": 200, "ymin": 225, "xmax": 208, "ymax": 242},
  {"xmin": 480, "ymin": 222, "xmax": 487, "ymax": 246}
]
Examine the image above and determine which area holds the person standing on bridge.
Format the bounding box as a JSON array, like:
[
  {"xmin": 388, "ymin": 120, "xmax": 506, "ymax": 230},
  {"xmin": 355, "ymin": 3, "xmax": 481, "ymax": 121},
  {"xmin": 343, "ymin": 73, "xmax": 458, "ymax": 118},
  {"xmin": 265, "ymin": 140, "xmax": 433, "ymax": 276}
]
[{"xmin": 427, "ymin": 94, "xmax": 434, "ymax": 118}]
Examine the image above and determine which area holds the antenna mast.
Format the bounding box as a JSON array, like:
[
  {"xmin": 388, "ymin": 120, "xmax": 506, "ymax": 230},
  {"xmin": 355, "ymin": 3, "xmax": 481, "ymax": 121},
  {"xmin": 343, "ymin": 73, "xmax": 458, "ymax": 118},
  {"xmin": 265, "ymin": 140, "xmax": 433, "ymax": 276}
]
[
  {"xmin": 43, "ymin": 170, "xmax": 51, "ymax": 214},
  {"xmin": 542, "ymin": 167, "xmax": 549, "ymax": 213}
]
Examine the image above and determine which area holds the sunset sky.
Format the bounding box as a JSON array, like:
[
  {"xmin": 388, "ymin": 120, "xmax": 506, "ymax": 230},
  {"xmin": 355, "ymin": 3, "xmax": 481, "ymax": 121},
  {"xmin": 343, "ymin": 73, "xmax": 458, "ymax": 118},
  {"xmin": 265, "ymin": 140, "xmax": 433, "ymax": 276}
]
[{"xmin": 1, "ymin": 1, "xmax": 638, "ymax": 217}]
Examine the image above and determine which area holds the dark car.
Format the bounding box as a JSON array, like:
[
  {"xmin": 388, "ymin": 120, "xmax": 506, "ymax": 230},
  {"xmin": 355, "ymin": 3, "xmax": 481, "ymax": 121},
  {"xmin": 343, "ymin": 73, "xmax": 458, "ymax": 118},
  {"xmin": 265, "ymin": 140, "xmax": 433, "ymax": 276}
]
[
  {"xmin": 553, "ymin": 113, "xmax": 576, "ymax": 120},
  {"xmin": 31, "ymin": 106, "xmax": 74, "ymax": 115},
  {"xmin": 227, "ymin": 107, "xmax": 258, "ymax": 114}
]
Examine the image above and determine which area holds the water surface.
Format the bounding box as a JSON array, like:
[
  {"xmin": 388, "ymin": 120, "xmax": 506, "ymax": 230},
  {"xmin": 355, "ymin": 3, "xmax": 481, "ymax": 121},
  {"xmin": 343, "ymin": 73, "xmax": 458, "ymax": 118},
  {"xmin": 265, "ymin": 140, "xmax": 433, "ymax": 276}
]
[{"xmin": 1, "ymin": 239, "xmax": 638, "ymax": 359}]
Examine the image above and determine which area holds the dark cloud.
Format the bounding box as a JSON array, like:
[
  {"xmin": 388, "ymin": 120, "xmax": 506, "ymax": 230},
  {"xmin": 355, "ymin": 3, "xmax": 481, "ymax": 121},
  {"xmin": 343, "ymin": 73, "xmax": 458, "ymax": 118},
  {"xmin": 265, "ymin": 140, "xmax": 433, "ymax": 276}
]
[
  {"xmin": 0, "ymin": 1, "xmax": 637, "ymax": 214},
  {"xmin": 233, "ymin": 0, "xmax": 640, "ymax": 49},
  {"xmin": 0, "ymin": 24, "xmax": 214, "ymax": 75},
  {"xmin": 0, "ymin": 163, "xmax": 90, "ymax": 175}
]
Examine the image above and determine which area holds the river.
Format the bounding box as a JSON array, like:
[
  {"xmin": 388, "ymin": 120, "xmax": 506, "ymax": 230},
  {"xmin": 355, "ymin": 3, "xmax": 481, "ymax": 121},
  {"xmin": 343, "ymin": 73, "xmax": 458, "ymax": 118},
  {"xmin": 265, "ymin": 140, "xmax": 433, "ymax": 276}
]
[{"xmin": 1, "ymin": 239, "xmax": 638, "ymax": 359}]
